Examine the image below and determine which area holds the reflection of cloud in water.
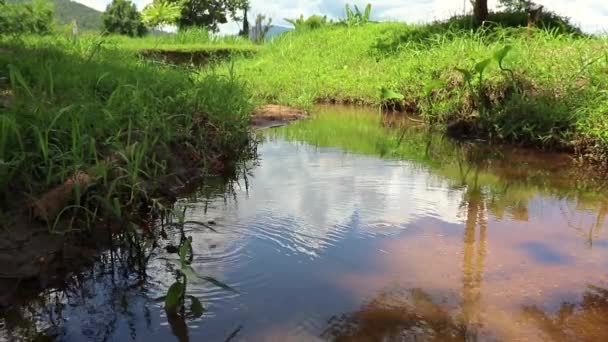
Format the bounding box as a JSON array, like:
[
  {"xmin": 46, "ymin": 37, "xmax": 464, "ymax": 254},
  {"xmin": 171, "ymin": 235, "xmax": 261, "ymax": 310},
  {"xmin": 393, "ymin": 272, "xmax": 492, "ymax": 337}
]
[
  {"xmin": 161, "ymin": 135, "xmax": 608, "ymax": 340},
  {"xmin": 200, "ymin": 140, "xmax": 465, "ymax": 257}
]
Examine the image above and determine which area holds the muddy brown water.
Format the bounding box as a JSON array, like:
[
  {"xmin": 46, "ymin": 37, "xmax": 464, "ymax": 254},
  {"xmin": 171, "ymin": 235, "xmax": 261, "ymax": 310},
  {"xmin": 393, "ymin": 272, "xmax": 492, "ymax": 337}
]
[{"xmin": 2, "ymin": 106, "xmax": 608, "ymax": 341}]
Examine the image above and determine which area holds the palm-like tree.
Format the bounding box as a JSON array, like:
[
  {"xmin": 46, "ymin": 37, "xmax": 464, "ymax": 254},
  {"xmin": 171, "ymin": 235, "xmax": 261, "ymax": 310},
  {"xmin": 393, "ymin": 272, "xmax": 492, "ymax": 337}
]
[{"xmin": 142, "ymin": 0, "xmax": 182, "ymax": 31}]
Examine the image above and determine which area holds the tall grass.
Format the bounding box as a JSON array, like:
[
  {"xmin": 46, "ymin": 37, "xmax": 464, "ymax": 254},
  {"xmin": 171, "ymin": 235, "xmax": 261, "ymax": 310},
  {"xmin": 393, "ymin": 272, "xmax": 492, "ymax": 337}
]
[
  {"xmin": 0, "ymin": 34, "xmax": 254, "ymax": 227},
  {"xmin": 103, "ymin": 28, "xmax": 256, "ymax": 52},
  {"xmin": 223, "ymin": 22, "xmax": 608, "ymax": 156}
]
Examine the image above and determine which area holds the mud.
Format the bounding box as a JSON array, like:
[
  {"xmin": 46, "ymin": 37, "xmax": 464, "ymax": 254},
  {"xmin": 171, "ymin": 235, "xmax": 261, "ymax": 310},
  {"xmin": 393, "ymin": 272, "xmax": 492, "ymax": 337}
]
[
  {"xmin": 250, "ymin": 105, "xmax": 308, "ymax": 129},
  {"xmin": 139, "ymin": 48, "xmax": 256, "ymax": 66}
]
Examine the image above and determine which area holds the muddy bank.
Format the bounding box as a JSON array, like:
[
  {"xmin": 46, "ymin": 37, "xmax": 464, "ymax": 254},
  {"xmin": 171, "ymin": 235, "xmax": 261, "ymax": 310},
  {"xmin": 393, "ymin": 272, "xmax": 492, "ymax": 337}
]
[
  {"xmin": 139, "ymin": 48, "xmax": 257, "ymax": 66},
  {"xmin": 250, "ymin": 105, "xmax": 308, "ymax": 129},
  {"xmin": 0, "ymin": 156, "xmax": 214, "ymax": 308}
]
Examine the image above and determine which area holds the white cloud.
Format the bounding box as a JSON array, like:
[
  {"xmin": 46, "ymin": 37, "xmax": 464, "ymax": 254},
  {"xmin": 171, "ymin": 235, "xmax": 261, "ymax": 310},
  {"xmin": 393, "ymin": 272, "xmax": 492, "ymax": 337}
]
[{"xmin": 77, "ymin": 0, "xmax": 608, "ymax": 34}]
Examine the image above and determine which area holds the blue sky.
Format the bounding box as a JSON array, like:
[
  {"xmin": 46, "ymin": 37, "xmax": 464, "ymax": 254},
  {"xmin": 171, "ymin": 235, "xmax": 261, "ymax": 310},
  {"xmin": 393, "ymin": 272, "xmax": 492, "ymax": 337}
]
[{"xmin": 77, "ymin": 0, "xmax": 608, "ymax": 34}]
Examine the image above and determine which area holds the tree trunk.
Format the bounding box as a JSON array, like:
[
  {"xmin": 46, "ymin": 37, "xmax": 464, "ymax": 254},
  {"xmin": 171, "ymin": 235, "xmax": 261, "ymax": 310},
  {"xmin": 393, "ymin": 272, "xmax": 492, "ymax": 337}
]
[
  {"xmin": 473, "ymin": 0, "xmax": 489, "ymax": 25},
  {"xmin": 240, "ymin": 8, "xmax": 249, "ymax": 38}
]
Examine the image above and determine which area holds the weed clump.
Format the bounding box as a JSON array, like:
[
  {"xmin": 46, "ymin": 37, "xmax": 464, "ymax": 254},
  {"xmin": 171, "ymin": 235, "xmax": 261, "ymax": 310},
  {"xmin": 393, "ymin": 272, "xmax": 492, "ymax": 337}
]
[{"xmin": 0, "ymin": 35, "xmax": 255, "ymax": 227}]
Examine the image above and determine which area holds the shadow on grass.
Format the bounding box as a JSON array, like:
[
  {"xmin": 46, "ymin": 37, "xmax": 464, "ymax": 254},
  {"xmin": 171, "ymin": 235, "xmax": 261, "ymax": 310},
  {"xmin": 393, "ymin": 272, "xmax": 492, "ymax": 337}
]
[{"xmin": 372, "ymin": 11, "xmax": 583, "ymax": 56}]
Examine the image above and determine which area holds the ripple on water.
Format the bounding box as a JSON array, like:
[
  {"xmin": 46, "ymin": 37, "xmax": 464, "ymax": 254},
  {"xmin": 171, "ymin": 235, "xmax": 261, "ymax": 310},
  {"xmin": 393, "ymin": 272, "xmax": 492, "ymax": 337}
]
[{"xmin": 243, "ymin": 214, "xmax": 349, "ymax": 258}]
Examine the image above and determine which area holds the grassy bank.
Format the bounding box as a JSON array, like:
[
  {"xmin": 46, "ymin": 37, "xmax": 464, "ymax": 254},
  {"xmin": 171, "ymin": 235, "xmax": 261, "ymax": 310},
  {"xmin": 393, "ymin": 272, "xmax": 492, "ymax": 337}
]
[
  {"xmin": 105, "ymin": 28, "xmax": 257, "ymax": 52},
  {"xmin": 18, "ymin": 30, "xmax": 260, "ymax": 66},
  {"xmin": 225, "ymin": 22, "xmax": 608, "ymax": 160},
  {"xmin": 0, "ymin": 34, "xmax": 255, "ymax": 229}
]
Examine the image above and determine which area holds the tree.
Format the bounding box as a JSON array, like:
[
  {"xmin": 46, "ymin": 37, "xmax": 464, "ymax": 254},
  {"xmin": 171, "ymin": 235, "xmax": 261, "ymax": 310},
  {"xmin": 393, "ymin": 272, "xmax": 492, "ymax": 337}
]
[
  {"xmin": 498, "ymin": 0, "xmax": 528, "ymax": 12},
  {"xmin": 102, "ymin": 0, "xmax": 146, "ymax": 37},
  {"xmin": 169, "ymin": 0, "xmax": 249, "ymax": 32},
  {"xmin": 0, "ymin": 0, "xmax": 54, "ymax": 35},
  {"xmin": 250, "ymin": 14, "xmax": 270, "ymax": 44},
  {"xmin": 471, "ymin": 0, "xmax": 489, "ymax": 24},
  {"xmin": 142, "ymin": 0, "xmax": 182, "ymax": 30},
  {"xmin": 238, "ymin": 7, "xmax": 249, "ymax": 37}
]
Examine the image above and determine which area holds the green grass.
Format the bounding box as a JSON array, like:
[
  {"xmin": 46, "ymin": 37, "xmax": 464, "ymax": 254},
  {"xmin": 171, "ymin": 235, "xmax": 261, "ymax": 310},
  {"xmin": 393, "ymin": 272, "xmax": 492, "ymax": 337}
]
[
  {"xmin": 224, "ymin": 21, "xmax": 608, "ymax": 158},
  {"xmin": 0, "ymin": 33, "xmax": 255, "ymax": 227},
  {"xmin": 105, "ymin": 28, "xmax": 258, "ymax": 53}
]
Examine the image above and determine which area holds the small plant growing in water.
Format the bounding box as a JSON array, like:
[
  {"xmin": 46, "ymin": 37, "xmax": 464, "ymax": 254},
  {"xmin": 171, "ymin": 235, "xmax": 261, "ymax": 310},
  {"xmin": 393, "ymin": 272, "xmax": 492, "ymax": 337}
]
[
  {"xmin": 162, "ymin": 209, "xmax": 237, "ymax": 317},
  {"xmin": 380, "ymin": 86, "xmax": 404, "ymax": 112}
]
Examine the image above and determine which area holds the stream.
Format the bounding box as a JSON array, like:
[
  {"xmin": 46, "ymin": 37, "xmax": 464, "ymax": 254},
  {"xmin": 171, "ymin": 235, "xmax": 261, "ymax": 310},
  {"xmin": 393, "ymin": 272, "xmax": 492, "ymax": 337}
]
[{"xmin": 2, "ymin": 106, "xmax": 608, "ymax": 341}]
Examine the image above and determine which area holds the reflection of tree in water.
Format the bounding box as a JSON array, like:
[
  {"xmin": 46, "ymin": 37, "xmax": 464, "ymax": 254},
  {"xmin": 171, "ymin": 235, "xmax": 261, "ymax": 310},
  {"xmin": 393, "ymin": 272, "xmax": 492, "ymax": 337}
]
[
  {"xmin": 321, "ymin": 152, "xmax": 493, "ymax": 342},
  {"xmin": 522, "ymin": 285, "xmax": 608, "ymax": 341},
  {"xmin": 0, "ymin": 251, "xmax": 156, "ymax": 342},
  {"xmin": 560, "ymin": 200, "xmax": 608, "ymax": 248},
  {"xmin": 321, "ymin": 288, "xmax": 466, "ymax": 341},
  {"xmin": 458, "ymin": 157, "xmax": 487, "ymax": 340},
  {"xmin": 0, "ymin": 174, "xmax": 248, "ymax": 342}
]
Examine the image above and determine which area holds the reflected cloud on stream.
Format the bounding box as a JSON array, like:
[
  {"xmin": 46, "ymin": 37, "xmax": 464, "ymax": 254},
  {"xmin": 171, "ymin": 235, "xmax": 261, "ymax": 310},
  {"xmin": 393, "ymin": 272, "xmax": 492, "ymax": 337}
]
[{"xmin": 3, "ymin": 106, "xmax": 608, "ymax": 341}]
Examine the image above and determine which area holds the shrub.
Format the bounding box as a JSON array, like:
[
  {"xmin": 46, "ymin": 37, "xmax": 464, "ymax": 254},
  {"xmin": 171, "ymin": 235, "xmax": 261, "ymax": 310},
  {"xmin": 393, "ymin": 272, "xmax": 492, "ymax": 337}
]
[
  {"xmin": 442, "ymin": 10, "xmax": 583, "ymax": 36},
  {"xmin": 285, "ymin": 15, "xmax": 330, "ymax": 31},
  {"xmin": 102, "ymin": 0, "xmax": 147, "ymax": 37},
  {"xmin": 0, "ymin": 0, "xmax": 54, "ymax": 35}
]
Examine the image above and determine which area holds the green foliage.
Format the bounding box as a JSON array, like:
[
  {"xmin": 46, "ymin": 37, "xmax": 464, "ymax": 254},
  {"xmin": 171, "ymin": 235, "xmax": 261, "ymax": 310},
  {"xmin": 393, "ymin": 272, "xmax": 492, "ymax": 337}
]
[
  {"xmin": 169, "ymin": 0, "xmax": 249, "ymax": 32},
  {"xmin": 342, "ymin": 3, "xmax": 372, "ymax": 27},
  {"xmin": 222, "ymin": 20, "xmax": 608, "ymax": 155},
  {"xmin": 102, "ymin": 0, "xmax": 146, "ymax": 37},
  {"xmin": 164, "ymin": 282, "xmax": 186, "ymax": 314},
  {"xmin": 142, "ymin": 0, "xmax": 182, "ymax": 29},
  {"xmin": 284, "ymin": 15, "xmax": 305, "ymax": 30},
  {"xmin": 372, "ymin": 11, "xmax": 583, "ymax": 56},
  {"xmin": 7, "ymin": 0, "xmax": 102, "ymax": 32},
  {"xmin": 498, "ymin": 0, "xmax": 527, "ymax": 12},
  {"xmin": 163, "ymin": 221, "xmax": 236, "ymax": 316},
  {"xmin": 443, "ymin": 10, "xmax": 583, "ymax": 35},
  {"xmin": 0, "ymin": 34, "xmax": 254, "ymax": 217},
  {"xmin": 454, "ymin": 45, "xmax": 513, "ymax": 120},
  {"xmin": 285, "ymin": 14, "xmax": 330, "ymax": 31},
  {"xmin": 0, "ymin": 0, "xmax": 54, "ymax": 35}
]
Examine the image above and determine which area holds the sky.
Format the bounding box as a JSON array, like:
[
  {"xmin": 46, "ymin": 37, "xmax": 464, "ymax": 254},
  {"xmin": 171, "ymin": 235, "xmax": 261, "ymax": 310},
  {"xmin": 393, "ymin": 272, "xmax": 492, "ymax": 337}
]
[{"xmin": 78, "ymin": 0, "xmax": 608, "ymax": 34}]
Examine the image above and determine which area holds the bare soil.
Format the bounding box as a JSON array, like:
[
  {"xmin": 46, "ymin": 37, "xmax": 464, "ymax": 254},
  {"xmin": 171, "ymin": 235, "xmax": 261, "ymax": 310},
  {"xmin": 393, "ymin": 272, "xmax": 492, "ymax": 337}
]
[{"xmin": 251, "ymin": 105, "xmax": 308, "ymax": 129}]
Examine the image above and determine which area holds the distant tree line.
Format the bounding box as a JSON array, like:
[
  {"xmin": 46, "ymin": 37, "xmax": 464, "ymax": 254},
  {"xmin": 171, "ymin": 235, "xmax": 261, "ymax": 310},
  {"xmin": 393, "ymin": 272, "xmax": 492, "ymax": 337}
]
[
  {"xmin": 471, "ymin": 0, "xmax": 545, "ymax": 24},
  {"xmin": 102, "ymin": 0, "xmax": 251, "ymax": 37}
]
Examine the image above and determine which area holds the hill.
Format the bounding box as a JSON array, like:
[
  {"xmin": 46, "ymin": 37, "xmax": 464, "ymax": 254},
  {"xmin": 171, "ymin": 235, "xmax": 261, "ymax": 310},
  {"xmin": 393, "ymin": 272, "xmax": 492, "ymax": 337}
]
[
  {"xmin": 249, "ymin": 25, "xmax": 292, "ymax": 41},
  {"xmin": 7, "ymin": 0, "xmax": 102, "ymax": 31},
  {"xmin": 266, "ymin": 25, "xmax": 292, "ymax": 40}
]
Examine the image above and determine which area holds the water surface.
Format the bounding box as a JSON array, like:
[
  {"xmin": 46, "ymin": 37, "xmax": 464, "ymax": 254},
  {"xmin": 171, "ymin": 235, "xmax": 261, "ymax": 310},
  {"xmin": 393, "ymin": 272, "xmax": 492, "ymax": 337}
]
[{"xmin": 2, "ymin": 106, "xmax": 608, "ymax": 341}]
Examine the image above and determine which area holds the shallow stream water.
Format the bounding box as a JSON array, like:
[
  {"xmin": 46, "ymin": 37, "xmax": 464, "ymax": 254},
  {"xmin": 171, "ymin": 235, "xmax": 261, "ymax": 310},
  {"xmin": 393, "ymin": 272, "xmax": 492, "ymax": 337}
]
[{"xmin": 2, "ymin": 106, "xmax": 608, "ymax": 341}]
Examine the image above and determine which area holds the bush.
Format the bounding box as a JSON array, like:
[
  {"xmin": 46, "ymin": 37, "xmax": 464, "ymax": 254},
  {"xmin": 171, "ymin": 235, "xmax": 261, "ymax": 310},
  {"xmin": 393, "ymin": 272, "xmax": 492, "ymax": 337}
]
[
  {"xmin": 443, "ymin": 10, "xmax": 583, "ymax": 36},
  {"xmin": 0, "ymin": 0, "xmax": 54, "ymax": 35},
  {"xmin": 102, "ymin": 0, "xmax": 147, "ymax": 37},
  {"xmin": 285, "ymin": 15, "xmax": 331, "ymax": 31},
  {"xmin": 371, "ymin": 10, "xmax": 584, "ymax": 56}
]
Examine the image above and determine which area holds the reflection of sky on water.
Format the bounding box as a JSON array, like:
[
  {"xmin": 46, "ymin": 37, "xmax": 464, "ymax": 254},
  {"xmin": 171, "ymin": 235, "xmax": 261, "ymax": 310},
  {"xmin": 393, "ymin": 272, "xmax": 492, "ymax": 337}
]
[
  {"xmin": 3, "ymin": 133, "xmax": 608, "ymax": 341},
  {"xmin": 203, "ymin": 140, "xmax": 465, "ymax": 247}
]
